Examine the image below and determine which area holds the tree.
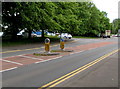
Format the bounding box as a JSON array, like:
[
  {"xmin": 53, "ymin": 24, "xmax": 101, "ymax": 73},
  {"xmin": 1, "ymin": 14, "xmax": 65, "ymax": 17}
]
[
  {"xmin": 36, "ymin": 2, "xmax": 62, "ymax": 37},
  {"xmin": 2, "ymin": 2, "xmax": 111, "ymax": 41},
  {"xmin": 2, "ymin": 2, "xmax": 23, "ymax": 40},
  {"xmin": 2, "ymin": 2, "xmax": 61, "ymax": 39},
  {"xmin": 112, "ymin": 19, "xmax": 120, "ymax": 34}
]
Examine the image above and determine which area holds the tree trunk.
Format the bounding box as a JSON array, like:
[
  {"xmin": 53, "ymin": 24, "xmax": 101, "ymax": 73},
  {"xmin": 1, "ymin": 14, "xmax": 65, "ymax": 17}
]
[
  {"xmin": 41, "ymin": 29, "xmax": 44, "ymax": 38},
  {"xmin": 11, "ymin": 33, "xmax": 17, "ymax": 41},
  {"xmin": 11, "ymin": 30, "xmax": 18, "ymax": 41},
  {"xmin": 28, "ymin": 30, "xmax": 32, "ymax": 39}
]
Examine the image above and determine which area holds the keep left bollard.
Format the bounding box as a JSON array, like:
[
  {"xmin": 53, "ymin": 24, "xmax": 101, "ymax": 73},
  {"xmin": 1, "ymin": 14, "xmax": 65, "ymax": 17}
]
[
  {"xmin": 60, "ymin": 38, "xmax": 64, "ymax": 50},
  {"xmin": 33, "ymin": 37, "xmax": 59, "ymax": 56},
  {"xmin": 45, "ymin": 38, "xmax": 50, "ymax": 53},
  {"xmin": 50, "ymin": 37, "xmax": 73, "ymax": 52}
]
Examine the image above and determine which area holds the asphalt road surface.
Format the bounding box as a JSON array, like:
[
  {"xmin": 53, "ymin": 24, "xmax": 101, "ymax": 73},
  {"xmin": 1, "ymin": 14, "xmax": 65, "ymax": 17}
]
[{"xmin": 1, "ymin": 37, "xmax": 119, "ymax": 89}]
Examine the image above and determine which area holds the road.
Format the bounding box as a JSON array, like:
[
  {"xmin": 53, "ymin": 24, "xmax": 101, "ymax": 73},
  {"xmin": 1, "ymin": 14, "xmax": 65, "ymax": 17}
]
[
  {"xmin": 58, "ymin": 51, "xmax": 118, "ymax": 87},
  {"xmin": 1, "ymin": 37, "xmax": 118, "ymax": 89}
]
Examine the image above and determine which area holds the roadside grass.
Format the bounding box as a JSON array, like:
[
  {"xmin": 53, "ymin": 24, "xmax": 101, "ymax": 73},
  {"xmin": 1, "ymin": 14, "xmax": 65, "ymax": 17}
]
[
  {"xmin": 73, "ymin": 36, "xmax": 100, "ymax": 39},
  {"xmin": 2, "ymin": 35, "xmax": 100, "ymax": 47},
  {"xmin": 2, "ymin": 36, "xmax": 60, "ymax": 47}
]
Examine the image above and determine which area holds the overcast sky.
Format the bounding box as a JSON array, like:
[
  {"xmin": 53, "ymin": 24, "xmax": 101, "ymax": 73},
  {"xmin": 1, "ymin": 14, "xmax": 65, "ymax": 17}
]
[{"xmin": 92, "ymin": 0, "xmax": 119, "ymax": 23}]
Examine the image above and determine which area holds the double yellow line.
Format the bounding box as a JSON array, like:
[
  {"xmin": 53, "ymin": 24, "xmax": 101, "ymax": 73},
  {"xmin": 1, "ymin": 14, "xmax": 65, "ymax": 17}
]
[
  {"xmin": 1, "ymin": 40, "xmax": 77, "ymax": 54},
  {"xmin": 38, "ymin": 49, "xmax": 119, "ymax": 89}
]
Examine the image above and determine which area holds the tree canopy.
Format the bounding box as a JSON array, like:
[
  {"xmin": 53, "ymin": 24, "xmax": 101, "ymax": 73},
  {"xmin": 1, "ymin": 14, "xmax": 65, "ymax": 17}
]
[
  {"xmin": 111, "ymin": 19, "xmax": 120, "ymax": 34},
  {"xmin": 2, "ymin": 2, "xmax": 111, "ymax": 40}
]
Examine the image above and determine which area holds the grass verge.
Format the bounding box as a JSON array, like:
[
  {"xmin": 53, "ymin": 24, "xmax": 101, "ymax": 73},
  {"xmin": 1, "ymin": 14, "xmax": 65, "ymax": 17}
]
[
  {"xmin": 2, "ymin": 36, "xmax": 60, "ymax": 47},
  {"xmin": 73, "ymin": 36, "xmax": 100, "ymax": 39}
]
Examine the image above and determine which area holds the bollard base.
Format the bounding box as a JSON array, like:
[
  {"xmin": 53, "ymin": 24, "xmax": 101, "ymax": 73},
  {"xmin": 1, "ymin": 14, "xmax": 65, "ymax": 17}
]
[
  {"xmin": 33, "ymin": 52, "xmax": 59, "ymax": 56},
  {"xmin": 51, "ymin": 49, "xmax": 73, "ymax": 52}
]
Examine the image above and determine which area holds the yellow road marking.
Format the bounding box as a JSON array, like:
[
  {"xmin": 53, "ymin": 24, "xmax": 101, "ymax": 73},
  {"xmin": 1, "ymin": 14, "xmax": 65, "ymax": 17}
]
[
  {"xmin": 48, "ymin": 50, "xmax": 118, "ymax": 87},
  {"xmin": 1, "ymin": 50, "xmax": 22, "ymax": 53},
  {"xmin": 40, "ymin": 53, "xmax": 108, "ymax": 88},
  {"xmin": 39, "ymin": 49, "xmax": 119, "ymax": 89},
  {"xmin": 24, "ymin": 48, "xmax": 40, "ymax": 51},
  {"xmin": 1, "ymin": 40, "xmax": 77, "ymax": 54}
]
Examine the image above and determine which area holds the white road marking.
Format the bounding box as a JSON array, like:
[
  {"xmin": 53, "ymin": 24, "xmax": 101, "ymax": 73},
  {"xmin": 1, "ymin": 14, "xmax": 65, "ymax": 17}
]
[
  {"xmin": 0, "ymin": 59, "xmax": 23, "ymax": 65},
  {"xmin": 35, "ymin": 56, "xmax": 62, "ymax": 64},
  {"xmin": 70, "ymin": 51, "xmax": 84, "ymax": 55},
  {"xmin": 0, "ymin": 67, "xmax": 18, "ymax": 72},
  {"xmin": 18, "ymin": 55, "xmax": 44, "ymax": 60},
  {"xmin": 74, "ymin": 51, "xmax": 84, "ymax": 54},
  {"xmin": 2, "ymin": 54, "xmax": 28, "ymax": 59},
  {"xmin": 48, "ymin": 56, "xmax": 62, "ymax": 60}
]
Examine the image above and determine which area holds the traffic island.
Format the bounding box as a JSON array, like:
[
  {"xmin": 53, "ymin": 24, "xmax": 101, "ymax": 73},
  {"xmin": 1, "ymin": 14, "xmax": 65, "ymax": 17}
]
[
  {"xmin": 33, "ymin": 38, "xmax": 59, "ymax": 56},
  {"xmin": 33, "ymin": 52, "xmax": 59, "ymax": 56}
]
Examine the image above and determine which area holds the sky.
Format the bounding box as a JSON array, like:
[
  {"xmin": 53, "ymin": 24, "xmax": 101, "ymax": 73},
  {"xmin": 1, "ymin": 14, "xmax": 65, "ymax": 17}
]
[{"xmin": 92, "ymin": 0, "xmax": 119, "ymax": 23}]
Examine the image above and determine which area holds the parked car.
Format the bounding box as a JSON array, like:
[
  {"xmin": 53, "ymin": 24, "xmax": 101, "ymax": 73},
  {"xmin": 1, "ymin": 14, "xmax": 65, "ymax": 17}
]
[
  {"xmin": 17, "ymin": 30, "xmax": 25, "ymax": 36},
  {"xmin": 112, "ymin": 34, "xmax": 120, "ymax": 37},
  {"xmin": 31, "ymin": 31, "xmax": 41, "ymax": 37},
  {"xmin": 17, "ymin": 30, "xmax": 29, "ymax": 38},
  {"xmin": 0, "ymin": 32, "xmax": 3, "ymax": 37},
  {"xmin": 58, "ymin": 33, "xmax": 72, "ymax": 39},
  {"xmin": 47, "ymin": 32, "xmax": 56, "ymax": 36}
]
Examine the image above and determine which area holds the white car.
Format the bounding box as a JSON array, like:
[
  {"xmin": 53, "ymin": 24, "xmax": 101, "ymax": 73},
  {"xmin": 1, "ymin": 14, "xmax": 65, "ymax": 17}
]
[
  {"xmin": 47, "ymin": 32, "xmax": 56, "ymax": 36},
  {"xmin": 0, "ymin": 32, "xmax": 3, "ymax": 37},
  {"xmin": 58, "ymin": 33, "xmax": 72, "ymax": 39}
]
